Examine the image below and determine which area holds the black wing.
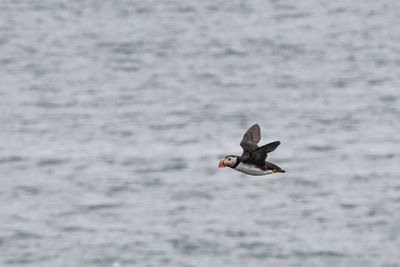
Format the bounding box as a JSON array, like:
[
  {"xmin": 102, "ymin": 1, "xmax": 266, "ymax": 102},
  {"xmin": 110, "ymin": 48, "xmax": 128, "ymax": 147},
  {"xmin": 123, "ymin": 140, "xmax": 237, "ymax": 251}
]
[
  {"xmin": 240, "ymin": 124, "xmax": 261, "ymax": 153},
  {"xmin": 240, "ymin": 124, "xmax": 261, "ymax": 161},
  {"xmin": 246, "ymin": 141, "xmax": 280, "ymax": 164}
]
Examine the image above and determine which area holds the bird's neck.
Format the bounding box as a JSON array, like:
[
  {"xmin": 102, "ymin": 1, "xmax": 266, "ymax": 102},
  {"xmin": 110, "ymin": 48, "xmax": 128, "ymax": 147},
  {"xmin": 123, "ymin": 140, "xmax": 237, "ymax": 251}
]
[{"xmin": 232, "ymin": 156, "xmax": 241, "ymax": 168}]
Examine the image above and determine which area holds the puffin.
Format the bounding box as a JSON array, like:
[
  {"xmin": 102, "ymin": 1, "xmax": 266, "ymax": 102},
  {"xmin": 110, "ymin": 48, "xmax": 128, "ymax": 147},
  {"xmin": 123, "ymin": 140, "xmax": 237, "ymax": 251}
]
[{"xmin": 218, "ymin": 124, "xmax": 285, "ymax": 176}]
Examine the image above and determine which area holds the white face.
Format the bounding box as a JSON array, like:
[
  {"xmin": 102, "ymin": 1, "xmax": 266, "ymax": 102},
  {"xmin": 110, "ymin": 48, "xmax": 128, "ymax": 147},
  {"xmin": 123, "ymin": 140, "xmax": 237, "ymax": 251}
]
[{"xmin": 224, "ymin": 156, "xmax": 237, "ymax": 167}]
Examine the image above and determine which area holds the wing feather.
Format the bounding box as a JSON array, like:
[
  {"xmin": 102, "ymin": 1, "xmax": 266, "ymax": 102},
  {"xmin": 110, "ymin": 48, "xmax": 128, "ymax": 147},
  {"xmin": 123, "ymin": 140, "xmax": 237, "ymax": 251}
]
[
  {"xmin": 240, "ymin": 124, "xmax": 261, "ymax": 153},
  {"xmin": 249, "ymin": 141, "xmax": 280, "ymax": 164}
]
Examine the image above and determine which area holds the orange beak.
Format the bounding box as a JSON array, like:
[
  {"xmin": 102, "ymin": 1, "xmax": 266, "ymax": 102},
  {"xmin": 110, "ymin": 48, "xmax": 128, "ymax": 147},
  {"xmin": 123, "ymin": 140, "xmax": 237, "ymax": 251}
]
[{"xmin": 218, "ymin": 159, "xmax": 225, "ymax": 168}]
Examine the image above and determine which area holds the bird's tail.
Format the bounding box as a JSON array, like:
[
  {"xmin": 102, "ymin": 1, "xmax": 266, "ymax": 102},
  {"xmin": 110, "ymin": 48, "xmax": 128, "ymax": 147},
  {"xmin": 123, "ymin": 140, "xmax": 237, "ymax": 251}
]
[{"xmin": 265, "ymin": 161, "xmax": 285, "ymax": 173}]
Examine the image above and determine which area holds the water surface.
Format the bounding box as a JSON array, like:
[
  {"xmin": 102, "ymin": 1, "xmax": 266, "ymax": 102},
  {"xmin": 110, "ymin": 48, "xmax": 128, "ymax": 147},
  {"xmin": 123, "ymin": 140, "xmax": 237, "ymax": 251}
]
[{"xmin": 0, "ymin": 1, "xmax": 399, "ymax": 266}]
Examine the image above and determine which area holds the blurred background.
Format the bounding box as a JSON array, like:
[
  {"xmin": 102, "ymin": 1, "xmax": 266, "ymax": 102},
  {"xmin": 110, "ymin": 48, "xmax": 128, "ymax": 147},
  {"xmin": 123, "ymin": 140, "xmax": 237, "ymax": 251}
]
[{"xmin": 0, "ymin": 0, "xmax": 399, "ymax": 266}]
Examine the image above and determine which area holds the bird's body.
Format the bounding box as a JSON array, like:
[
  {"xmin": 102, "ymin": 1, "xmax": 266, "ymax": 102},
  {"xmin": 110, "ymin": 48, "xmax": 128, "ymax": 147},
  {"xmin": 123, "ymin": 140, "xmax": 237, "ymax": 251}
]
[
  {"xmin": 234, "ymin": 162, "xmax": 274, "ymax": 176},
  {"xmin": 218, "ymin": 124, "xmax": 285, "ymax": 176}
]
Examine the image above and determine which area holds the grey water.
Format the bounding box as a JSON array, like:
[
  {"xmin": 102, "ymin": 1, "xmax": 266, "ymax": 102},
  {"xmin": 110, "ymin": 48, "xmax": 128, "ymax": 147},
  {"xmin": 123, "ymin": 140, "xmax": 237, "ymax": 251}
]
[{"xmin": 0, "ymin": 0, "xmax": 399, "ymax": 266}]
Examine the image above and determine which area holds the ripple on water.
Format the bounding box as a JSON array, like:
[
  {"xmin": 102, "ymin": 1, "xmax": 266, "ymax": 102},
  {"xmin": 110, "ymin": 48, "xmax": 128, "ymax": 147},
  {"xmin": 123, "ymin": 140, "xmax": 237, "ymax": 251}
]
[
  {"xmin": 292, "ymin": 250, "xmax": 347, "ymax": 258},
  {"xmin": 238, "ymin": 241, "xmax": 281, "ymax": 259},
  {"xmin": 169, "ymin": 236, "xmax": 228, "ymax": 256},
  {"xmin": 171, "ymin": 190, "xmax": 213, "ymax": 201},
  {"xmin": 340, "ymin": 203, "xmax": 357, "ymax": 210},
  {"xmin": 37, "ymin": 158, "xmax": 69, "ymax": 167},
  {"xmin": 62, "ymin": 226, "xmax": 96, "ymax": 233},
  {"xmin": 14, "ymin": 185, "xmax": 40, "ymax": 196},
  {"xmin": 11, "ymin": 230, "xmax": 43, "ymax": 240},
  {"xmin": 307, "ymin": 145, "xmax": 335, "ymax": 152},
  {"xmin": 80, "ymin": 202, "xmax": 123, "ymax": 212},
  {"xmin": 0, "ymin": 156, "xmax": 25, "ymax": 164}
]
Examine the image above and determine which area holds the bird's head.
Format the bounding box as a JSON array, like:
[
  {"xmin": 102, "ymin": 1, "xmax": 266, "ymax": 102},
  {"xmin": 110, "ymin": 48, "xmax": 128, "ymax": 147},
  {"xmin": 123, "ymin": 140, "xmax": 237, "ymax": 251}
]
[{"xmin": 218, "ymin": 155, "xmax": 237, "ymax": 168}]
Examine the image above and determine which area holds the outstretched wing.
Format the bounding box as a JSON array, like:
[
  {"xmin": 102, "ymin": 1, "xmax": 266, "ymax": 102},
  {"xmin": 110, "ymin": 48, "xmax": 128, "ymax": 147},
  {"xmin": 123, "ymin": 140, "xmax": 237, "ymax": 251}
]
[
  {"xmin": 240, "ymin": 124, "xmax": 261, "ymax": 153},
  {"xmin": 248, "ymin": 141, "xmax": 280, "ymax": 164}
]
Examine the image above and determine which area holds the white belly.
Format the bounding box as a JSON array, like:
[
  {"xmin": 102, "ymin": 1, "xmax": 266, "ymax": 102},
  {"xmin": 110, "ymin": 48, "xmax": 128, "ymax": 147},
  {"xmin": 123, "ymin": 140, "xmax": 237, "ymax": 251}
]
[{"xmin": 234, "ymin": 162, "xmax": 274, "ymax": 176}]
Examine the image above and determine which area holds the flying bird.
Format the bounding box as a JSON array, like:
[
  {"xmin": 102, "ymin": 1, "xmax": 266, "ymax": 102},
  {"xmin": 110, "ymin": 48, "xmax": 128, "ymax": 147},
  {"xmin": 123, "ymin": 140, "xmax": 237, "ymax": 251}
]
[{"xmin": 218, "ymin": 124, "xmax": 285, "ymax": 176}]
